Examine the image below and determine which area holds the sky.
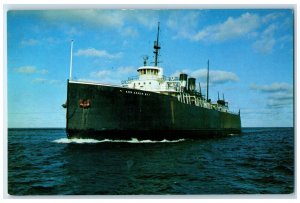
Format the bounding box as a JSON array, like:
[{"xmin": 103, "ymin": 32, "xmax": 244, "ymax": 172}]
[{"xmin": 6, "ymin": 8, "xmax": 294, "ymax": 128}]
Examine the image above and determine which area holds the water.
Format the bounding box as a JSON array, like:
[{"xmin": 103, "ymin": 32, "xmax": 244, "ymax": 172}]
[{"xmin": 7, "ymin": 128, "xmax": 294, "ymax": 195}]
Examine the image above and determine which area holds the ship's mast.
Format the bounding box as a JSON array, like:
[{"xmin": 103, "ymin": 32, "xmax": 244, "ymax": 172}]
[
  {"xmin": 69, "ymin": 40, "xmax": 74, "ymax": 80},
  {"xmin": 207, "ymin": 60, "xmax": 210, "ymax": 101},
  {"xmin": 153, "ymin": 22, "xmax": 161, "ymax": 67}
]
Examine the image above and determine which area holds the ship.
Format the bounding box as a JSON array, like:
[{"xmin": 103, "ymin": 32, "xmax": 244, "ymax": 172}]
[{"xmin": 64, "ymin": 23, "xmax": 241, "ymax": 140}]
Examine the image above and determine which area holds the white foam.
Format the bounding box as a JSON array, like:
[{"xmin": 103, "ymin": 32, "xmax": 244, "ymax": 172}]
[
  {"xmin": 53, "ymin": 138, "xmax": 102, "ymax": 144},
  {"xmin": 53, "ymin": 137, "xmax": 185, "ymax": 144}
]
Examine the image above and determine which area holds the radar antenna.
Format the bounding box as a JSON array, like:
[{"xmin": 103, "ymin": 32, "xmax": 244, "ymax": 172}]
[
  {"xmin": 153, "ymin": 22, "xmax": 161, "ymax": 67},
  {"xmin": 143, "ymin": 55, "xmax": 149, "ymax": 66}
]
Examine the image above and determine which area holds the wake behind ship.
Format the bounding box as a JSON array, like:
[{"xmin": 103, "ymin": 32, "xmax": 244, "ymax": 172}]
[{"xmin": 64, "ymin": 23, "xmax": 241, "ymax": 140}]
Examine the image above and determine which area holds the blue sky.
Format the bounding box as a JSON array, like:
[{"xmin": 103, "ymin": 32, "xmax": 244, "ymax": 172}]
[{"xmin": 7, "ymin": 9, "xmax": 294, "ymax": 128}]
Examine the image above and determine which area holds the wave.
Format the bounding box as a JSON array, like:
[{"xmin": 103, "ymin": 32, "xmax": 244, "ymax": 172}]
[{"xmin": 53, "ymin": 137, "xmax": 185, "ymax": 144}]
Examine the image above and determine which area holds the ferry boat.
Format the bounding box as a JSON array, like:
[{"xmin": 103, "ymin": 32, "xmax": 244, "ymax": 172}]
[{"xmin": 64, "ymin": 23, "xmax": 241, "ymax": 140}]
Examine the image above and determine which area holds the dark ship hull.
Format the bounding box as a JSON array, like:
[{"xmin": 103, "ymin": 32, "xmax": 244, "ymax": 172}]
[{"xmin": 66, "ymin": 80, "xmax": 241, "ymax": 140}]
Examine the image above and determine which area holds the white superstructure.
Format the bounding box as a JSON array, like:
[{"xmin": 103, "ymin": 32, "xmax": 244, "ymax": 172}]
[{"xmin": 121, "ymin": 65, "xmax": 180, "ymax": 93}]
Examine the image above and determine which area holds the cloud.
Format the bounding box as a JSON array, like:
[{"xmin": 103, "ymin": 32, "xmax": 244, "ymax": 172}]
[
  {"xmin": 250, "ymin": 82, "xmax": 292, "ymax": 93},
  {"xmin": 40, "ymin": 10, "xmax": 159, "ymax": 35},
  {"xmin": 191, "ymin": 69, "xmax": 239, "ymax": 84},
  {"xmin": 39, "ymin": 69, "xmax": 49, "ymax": 74},
  {"xmin": 185, "ymin": 12, "xmax": 260, "ymax": 42},
  {"xmin": 167, "ymin": 11, "xmax": 201, "ymax": 39},
  {"xmin": 116, "ymin": 66, "xmax": 136, "ymax": 74},
  {"xmin": 261, "ymin": 12, "xmax": 284, "ymax": 24},
  {"xmin": 65, "ymin": 27, "xmax": 82, "ymax": 36},
  {"xmin": 126, "ymin": 10, "xmax": 159, "ymax": 29},
  {"xmin": 13, "ymin": 66, "xmax": 48, "ymax": 75},
  {"xmin": 121, "ymin": 27, "xmax": 139, "ymax": 37},
  {"xmin": 32, "ymin": 78, "xmax": 47, "ymax": 83},
  {"xmin": 74, "ymin": 48, "xmax": 122, "ymax": 59},
  {"xmin": 21, "ymin": 39, "xmax": 39, "ymax": 46},
  {"xmin": 21, "ymin": 37, "xmax": 63, "ymax": 47},
  {"xmin": 32, "ymin": 78, "xmax": 60, "ymax": 84},
  {"xmin": 90, "ymin": 70, "xmax": 111, "ymax": 78},
  {"xmin": 267, "ymin": 91, "xmax": 293, "ymax": 109},
  {"xmin": 85, "ymin": 66, "xmax": 136, "ymax": 85},
  {"xmin": 252, "ymin": 24, "xmax": 277, "ymax": 53},
  {"xmin": 167, "ymin": 11, "xmax": 289, "ymax": 54},
  {"xmin": 267, "ymin": 97, "xmax": 293, "ymax": 109},
  {"xmin": 250, "ymin": 82, "xmax": 293, "ymax": 109},
  {"xmin": 167, "ymin": 12, "xmax": 260, "ymax": 41},
  {"xmin": 171, "ymin": 68, "xmax": 239, "ymax": 85},
  {"xmin": 13, "ymin": 66, "xmax": 37, "ymax": 74},
  {"xmin": 42, "ymin": 10, "xmax": 124, "ymax": 28}
]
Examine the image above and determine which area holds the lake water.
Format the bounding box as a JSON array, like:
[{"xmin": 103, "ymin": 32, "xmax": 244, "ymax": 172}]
[{"xmin": 7, "ymin": 127, "xmax": 294, "ymax": 195}]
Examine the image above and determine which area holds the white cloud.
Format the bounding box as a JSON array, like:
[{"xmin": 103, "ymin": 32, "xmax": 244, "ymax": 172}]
[
  {"xmin": 116, "ymin": 66, "xmax": 136, "ymax": 74},
  {"xmin": 21, "ymin": 39, "xmax": 39, "ymax": 46},
  {"xmin": 167, "ymin": 11, "xmax": 201, "ymax": 39},
  {"xmin": 42, "ymin": 10, "xmax": 124, "ymax": 28},
  {"xmin": 13, "ymin": 66, "xmax": 48, "ymax": 75},
  {"xmin": 189, "ymin": 12, "xmax": 260, "ymax": 42},
  {"xmin": 167, "ymin": 11, "xmax": 287, "ymax": 54},
  {"xmin": 267, "ymin": 97, "xmax": 293, "ymax": 108},
  {"xmin": 261, "ymin": 12, "xmax": 284, "ymax": 24},
  {"xmin": 250, "ymin": 82, "xmax": 292, "ymax": 93},
  {"xmin": 170, "ymin": 68, "xmax": 239, "ymax": 85},
  {"xmin": 39, "ymin": 69, "xmax": 49, "ymax": 74},
  {"xmin": 194, "ymin": 70, "xmax": 239, "ymax": 84},
  {"xmin": 82, "ymin": 66, "xmax": 137, "ymax": 85},
  {"xmin": 268, "ymin": 91, "xmax": 293, "ymax": 100},
  {"xmin": 65, "ymin": 27, "xmax": 82, "ymax": 36},
  {"xmin": 13, "ymin": 66, "xmax": 37, "ymax": 74},
  {"xmin": 127, "ymin": 10, "xmax": 159, "ymax": 29},
  {"xmin": 21, "ymin": 37, "xmax": 63, "ymax": 47},
  {"xmin": 267, "ymin": 91, "xmax": 293, "ymax": 108},
  {"xmin": 32, "ymin": 78, "xmax": 47, "ymax": 83},
  {"xmin": 250, "ymin": 82, "xmax": 293, "ymax": 109},
  {"xmin": 32, "ymin": 78, "xmax": 60, "ymax": 84},
  {"xmin": 252, "ymin": 24, "xmax": 277, "ymax": 53},
  {"xmin": 197, "ymin": 13, "xmax": 259, "ymax": 41},
  {"xmin": 90, "ymin": 70, "xmax": 111, "ymax": 78},
  {"xmin": 121, "ymin": 27, "xmax": 139, "ymax": 37},
  {"xmin": 40, "ymin": 10, "xmax": 159, "ymax": 36},
  {"xmin": 74, "ymin": 48, "xmax": 123, "ymax": 59}
]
